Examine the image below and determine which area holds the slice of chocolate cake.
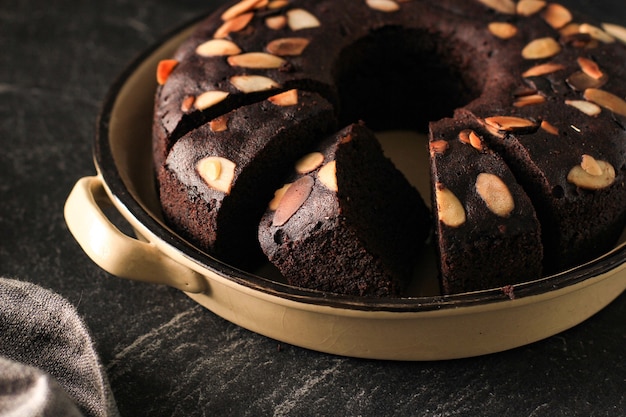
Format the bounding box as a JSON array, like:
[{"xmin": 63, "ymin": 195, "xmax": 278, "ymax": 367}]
[
  {"xmin": 159, "ymin": 90, "xmax": 336, "ymax": 268},
  {"xmin": 258, "ymin": 122, "xmax": 431, "ymax": 297},
  {"xmin": 429, "ymin": 112, "xmax": 543, "ymax": 294}
]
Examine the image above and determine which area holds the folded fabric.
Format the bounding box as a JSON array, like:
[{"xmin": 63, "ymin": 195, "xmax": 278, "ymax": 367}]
[{"xmin": 0, "ymin": 277, "xmax": 119, "ymax": 417}]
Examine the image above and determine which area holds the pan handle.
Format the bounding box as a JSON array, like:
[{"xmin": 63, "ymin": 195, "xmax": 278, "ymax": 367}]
[{"xmin": 64, "ymin": 176, "xmax": 206, "ymax": 293}]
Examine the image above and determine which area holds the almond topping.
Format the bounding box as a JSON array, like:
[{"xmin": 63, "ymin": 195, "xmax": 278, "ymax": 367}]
[
  {"xmin": 273, "ymin": 176, "xmax": 314, "ymax": 226},
  {"xmin": 269, "ymin": 183, "xmax": 291, "ymax": 211},
  {"xmin": 214, "ymin": 12, "xmax": 254, "ymax": 39},
  {"xmin": 541, "ymin": 3, "xmax": 572, "ymax": 29},
  {"xmin": 268, "ymin": 89, "xmax": 299, "ymax": 106},
  {"xmin": 266, "ymin": 15, "xmax": 287, "ymax": 30},
  {"xmin": 268, "ymin": 0, "xmax": 289, "ymax": 9},
  {"xmin": 488, "ymin": 22, "xmax": 518, "ymax": 39},
  {"xmin": 230, "ymin": 75, "xmax": 281, "ymax": 93},
  {"xmin": 522, "ymin": 62, "xmax": 565, "ymax": 77},
  {"xmin": 156, "ymin": 59, "xmax": 178, "ymax": 85},
  {"xmin": 266, "ymin": 37, "xmax": 310, "ymax": 56},
  {"xmin": 514, "ymin": 94, "xmax": 546, "ymax": 107},
  {"xmin": 577, "ymin": 57, "xmax": 603, "ymax": 80},
  {"xmin": 429, "ymin": 140, "xmax": 449, "ymax": 155},
  {"xmin": 602, "ymin": 22, "xmax": 626, "ymax": 44},
  {"xmin": 579, "ymin": 23, "xmax": 615, "ymax": 43},
  {"xmin": 195, "ymin": 90, "xmax": 229, "ymax": 110},
  {"xmin": 221, "ymin": 0, "xmax": 264, "ymax": 21},
  {"xmin": 181, "ymin": 95, "xmax": 195, "ymax": 112},
  {"xmin": 540, "ymin": 120, "xmax": 559, "ymax": 135},
  {"xmin": 567, "ymin": 157, "xmax": 615, "ymax": 190},
  {"xmin": 484, "ymin": 116, "xmax": 538, "ymax": 132},
  {"xmin": 459, "ymin": 129, "xmax": 483, "ymax": 151},
  {"xmin": 366, "ymin": 0, "xmax": 400, "ymax": 12},
  {"xmin": 286, "ymin": 9, "xmax": 320, "ymax": 31},
  {"xmin": 197, "ymin": 157, "xmax": 236, "ymax": 194},
  {"xmin": 516, "ymin": 0, "xmax": 546, "ymax": 16},
  {"xmin": 475, "ymin": 173, "xmax": 515, "ymax": 218},
  {"xmin": 581, "ymin": 154, "xmax": 604, "ymax": 176},
  {"xmin": 521, "ymin": 37, "xmax": 562, "ymax": 59},
  {"xmin": 566, "ymin": 71, "xmax": 607, "ymax": 91},
  {"xmin": 559, "ymin": 22, "xmax": 581, "ymax": 36},
  {"xmin": 584, "ymin": 88, "xmax": 626, "ymax": 117},
  {"xmin": 210, "ymin": 115, "xmax": 229, "ymax": 132},
  {"xmin": 227, "ymin": 52, "xmax": 286, "ymax": 69},
  {"xmin": 477, "ymin": 0, "xmax": 516, "ymax": 14},
  {"xmin": 565, "ymin": 99, "xmax": 601, "ymax": 117},
  {"xmin": 317, "ymin": 160, "xmax": 338, "ymax": 192},
  {"xmin": 195, "ymin": 39, "xmax": 242, "ymax": 57},
  {"xmin": 435, "ymin": 183, "xmax": 466, "ymax": 228},
  {"xmin": 295, "ymin": 152, "xmax": 324, "ymax": 174}
]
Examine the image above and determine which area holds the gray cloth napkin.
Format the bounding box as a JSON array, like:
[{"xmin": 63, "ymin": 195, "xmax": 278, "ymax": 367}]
[{"xmin": 0, "ymin": 277, "xmax": 119, "ymax": 417}]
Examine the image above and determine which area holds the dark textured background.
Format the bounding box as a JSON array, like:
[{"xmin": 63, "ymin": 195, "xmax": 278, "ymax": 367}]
[{"xmin": 1, "ymin": 1, "xmax": 624, "ymax": 416}]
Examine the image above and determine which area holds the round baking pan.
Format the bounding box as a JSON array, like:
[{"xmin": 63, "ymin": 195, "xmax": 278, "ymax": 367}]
[{"xmin": 64, "ymin": 15, "xmax": 626, "ymax": 361}]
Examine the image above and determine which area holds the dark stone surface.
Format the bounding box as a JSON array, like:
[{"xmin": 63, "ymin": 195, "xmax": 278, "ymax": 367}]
[{"xmin": 0, "ymin": 1, "xmax": 624, "ymax": 416}]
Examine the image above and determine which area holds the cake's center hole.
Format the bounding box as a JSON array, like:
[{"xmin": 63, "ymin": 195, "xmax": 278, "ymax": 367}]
[{"xmin": 335, "ymin": 27, "xmax": 486, "ymax": 132}]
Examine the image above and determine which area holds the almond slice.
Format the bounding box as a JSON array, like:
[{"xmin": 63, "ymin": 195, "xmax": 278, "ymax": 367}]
[
  {"xmin": 484, "ymin": 116, "xmax": 538, "ymax": 132},
  {"xmin": 265, "ymin": 15, "xmax": 287, "ymax": 30},
  {"xmin": 521, "ymin": 37, "xmax": 561, "ymax": 59},
  {"xmin": 266, "ymin": 37, "xmax": 310, "ymax": 56},
  {"xmin": 209, "ymin": 115, "xmax": 229, "ymax": 132},
  {"xmin": 221, "ymin": 0, "xmax": 264, "ymax": 21},
  {"xmin": 214, "ymin": 12, "xmax": 254, "ymax": 39},
  {"xmin": 458, "ymin": 129, "xmax": 483, "ymax": 151},
  {"xmin": 584, "ymin": 88, "xmax": 626, "ymax": 117},
  {"xmin": 475, "ymin": 173, "xmax": 515, "ymax": 218},
  {"xmin": 196, "ymin": 157, "xmax": 237, "ymax": 194},
  {"xmin": 579, "ymin": 23, "xmax": 615, "ymax": 43},
  {"xmin": 514, "ymin": 94, "xmax": 546, "ymax": 107},
  {"xmin": 581, "ymin": 154, "xmax": 604, "ymax": 176},
  {"xmin": 180, "ymin": 95, "xmax": 195, "ymax": 112},
  {"xmin": 195, "ymin": 90, "xmax": 229, "ymax": 110},
  {"xmin": 227, "ymin": 52, "xmax": 286, "ymax": 69},
  {"xmin": 286, "ymin": 8, "xmax": 320, "ymax": 31},
  {"xmin": 522, "ymin": 62, "xmax": 565, "ymax": 77},
  {"xmin": 567, "ymin": 157, "xmax": 615, "ymax": 190},
  {"xmin": 516, "ymin": 0, "xmax": 546, "ymax": 16},
  {"xmin": 477, "ymin": 0, "xmax": 516, "ymax": 14},
  {"xmin": 541, "ymin": 120, "xmax": 559, "ymax": 135},
  {"xmin": 156, "ymin": 59, "xmax": 178, "ymax": 85},
  {"xmin": 366, "ymin": 0, "xmax": 400, "ymax": 12},
  {"xmin": 435, "ymin": 183, "xmax": 466, "ymax": 228},
  {"xmin": 269, "ymin": 183, "xmax": 291, "ymax": 211},
  {"xmin": 565, "ymin": 99, "xmax": 602, "ymax": 117},
  {"xmin": 273, "ymin": 176, "xmax": 314, "ymax": 226},
  {"xmin": 196, "ymin": 39, "xmax": 242, "ymax": 57},
  {"xmin": 229, "ymin": 75, "xmax": 281, "ymax": 93},
  {"xmin": 566, "ymin": 71, "xmax": 607, "ymax": 91},
  {"xmin": 268, "ymin": 89, "xmax": 299, "ymax": 106},
  {"xmin": 602, "ymin": 22, "xmax": 626, "ymax": 44},
  {"xmin": 268, "ymin": 0, "xmax": 289, "ymax": 9},
  {"xmin": 577, "ymin": 57, "xmax": 603, "ymax": 80},
  {"xmin": 295, "ymin": 152, "xmax": 324, "ymax": 174},
  {"xmin": 541, "ymin": 3, "xmax": 572, "ymax": 29},
  {"xmin": 317, "ymin": 161, "xmax": 337, "ymax": 192},
  {"xmin": 488, "ymin": 22, "xmax": 518, "ymax": 39},
  {"xmin": 429, "ymin": 140, "xmax": 449, "ymax": 156}
]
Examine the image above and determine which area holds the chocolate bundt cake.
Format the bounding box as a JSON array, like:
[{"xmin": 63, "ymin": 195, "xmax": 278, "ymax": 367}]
[
  {"xmin": 258, "ymin": 122, "xmax": 431, "ymax": 296},
  {"xmin": 429, "ymin": 110, "xmax": 543, "ymax": 294},
  {"xmin": 154, "ymin": 0, "xmax": 626, "ymax": 295},
  {"xmin": 158, "ymin": 89, "xmax": 335, "ymax": 268}
]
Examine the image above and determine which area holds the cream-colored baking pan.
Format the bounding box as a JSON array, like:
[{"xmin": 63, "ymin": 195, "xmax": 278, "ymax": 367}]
[{"xmin": 64, "ymin": 18, "xmax": 626, "ymax": 361}]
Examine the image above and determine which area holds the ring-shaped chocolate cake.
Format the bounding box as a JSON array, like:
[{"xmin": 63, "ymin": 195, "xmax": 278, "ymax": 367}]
[{"xmin": 153, "ymin": 0, "xmax": 626, "ymax": 296}]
